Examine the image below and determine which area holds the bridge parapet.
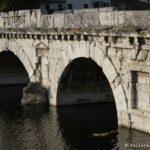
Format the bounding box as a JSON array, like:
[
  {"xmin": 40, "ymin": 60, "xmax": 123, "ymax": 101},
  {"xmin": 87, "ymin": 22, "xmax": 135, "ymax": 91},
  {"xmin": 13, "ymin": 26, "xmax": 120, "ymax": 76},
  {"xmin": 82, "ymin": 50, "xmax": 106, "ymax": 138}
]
[{"xmin": 0, "ymin": 9, "xmax": 150, "ymax": 29}]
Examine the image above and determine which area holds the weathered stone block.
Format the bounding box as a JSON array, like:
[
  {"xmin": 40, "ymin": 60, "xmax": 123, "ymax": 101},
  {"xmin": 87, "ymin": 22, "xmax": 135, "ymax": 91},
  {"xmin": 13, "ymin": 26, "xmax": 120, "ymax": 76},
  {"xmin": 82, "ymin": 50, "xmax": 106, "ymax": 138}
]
[
  {"xmin": 103, "ymin": 58, "xmax": 117, "ymax": 83},
  {"xmin": 137, "ymin": 50, "xmax": 148, "ymax": 61},
  {"xmin": 64, "ymin": 14, "xmax": 74, "ymax": 28},
  {"xmin": 53, "ymin": 14, "xmax": 64, "ymax": 28},
  {"xmin": 74, "ymin": 13, "xmax": 82, "ymax": 28},
  {"xmin": 130, "ymin": 49, "xmax": 138, "ymax": 60},
  {"xmin": 99, "ymin": 11, "xmax": 115, "ymax": 26},
  {"xmin": 125, "ymin": 11, "xmax": 150, "ymax": 28},
  {"xmin": 82, "ymin": 12, "xmax": 99, "ymax": 28},
  {"xmin": 24, "ymin": 10, "xmax": 31, "ymax": 27},
  {"xmin": 113, "ymin": 75, "xmax": 122, "ymax": 88},
  {"xmin": 30, "ymin": 10, "xmax": 39, "ymax": 28},
  {"xmin": 41, "ymin": 15, "xmax": 53, "ymax": 28},
  {"xmin": 114, "ymin": 11, "xmax": 125, "ymax": 26}
]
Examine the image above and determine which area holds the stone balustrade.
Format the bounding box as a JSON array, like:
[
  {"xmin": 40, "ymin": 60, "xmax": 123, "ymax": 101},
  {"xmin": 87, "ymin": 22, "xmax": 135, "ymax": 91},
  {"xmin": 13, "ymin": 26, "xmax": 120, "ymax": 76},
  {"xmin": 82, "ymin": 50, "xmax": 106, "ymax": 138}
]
[{"xmin": 0, "ymin": 9, "xmax": 150, "ymax": 29}]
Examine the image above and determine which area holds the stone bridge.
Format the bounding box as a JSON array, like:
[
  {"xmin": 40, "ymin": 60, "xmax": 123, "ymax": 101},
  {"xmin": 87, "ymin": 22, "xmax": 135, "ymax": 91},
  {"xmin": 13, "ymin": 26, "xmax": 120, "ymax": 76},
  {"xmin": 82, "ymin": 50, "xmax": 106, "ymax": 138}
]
[{"xmin": 0, "ymin": 9, "xmax": 150, "ymax": 133}]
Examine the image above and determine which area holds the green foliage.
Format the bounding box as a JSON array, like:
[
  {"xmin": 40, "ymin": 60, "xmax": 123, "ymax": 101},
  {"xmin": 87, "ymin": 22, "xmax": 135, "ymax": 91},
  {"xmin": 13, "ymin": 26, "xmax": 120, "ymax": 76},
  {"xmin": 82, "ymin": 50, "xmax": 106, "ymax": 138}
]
[
  {"xmin": 0, "ymin": 0, "xmax": 41, "ymax": 11},
  {"xmin": 0, "ymin": 0, "xmax": 11, "ymax": 11}
]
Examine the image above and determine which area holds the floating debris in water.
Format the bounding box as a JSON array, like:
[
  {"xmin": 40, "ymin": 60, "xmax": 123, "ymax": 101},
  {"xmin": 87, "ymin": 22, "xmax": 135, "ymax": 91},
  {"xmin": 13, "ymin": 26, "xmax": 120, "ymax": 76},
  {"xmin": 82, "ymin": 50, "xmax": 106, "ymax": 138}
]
[{"xmin": 92, "ymin": 130, "xmax": 117, "ymax": 137}]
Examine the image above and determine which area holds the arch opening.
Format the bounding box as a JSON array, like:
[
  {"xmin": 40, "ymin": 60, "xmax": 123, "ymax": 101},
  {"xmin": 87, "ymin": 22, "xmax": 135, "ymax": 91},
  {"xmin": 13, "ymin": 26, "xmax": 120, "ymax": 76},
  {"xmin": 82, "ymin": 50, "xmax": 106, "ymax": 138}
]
[
  {"xmin": 57, "ymin": 57, "xmax": 115, "ymax": 105},
  {"xmin": 0, "ymin": 51, "xmax": 29, "ymax": 107},
  {"xmin": 57, "ymin": 57, "xmax": 118, "ymax": 148}
]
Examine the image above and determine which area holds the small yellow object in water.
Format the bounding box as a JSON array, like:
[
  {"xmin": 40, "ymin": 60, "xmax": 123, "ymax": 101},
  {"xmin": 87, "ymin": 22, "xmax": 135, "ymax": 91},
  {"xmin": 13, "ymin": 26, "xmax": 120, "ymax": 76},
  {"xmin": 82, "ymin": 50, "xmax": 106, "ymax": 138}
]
[
  {"xmin": 93, "ymin": 130, "xmax": 117, "ymax": 137},
  {"xmin": 93, "ymin": 132, "xmax": 109, "ymax": 137}
]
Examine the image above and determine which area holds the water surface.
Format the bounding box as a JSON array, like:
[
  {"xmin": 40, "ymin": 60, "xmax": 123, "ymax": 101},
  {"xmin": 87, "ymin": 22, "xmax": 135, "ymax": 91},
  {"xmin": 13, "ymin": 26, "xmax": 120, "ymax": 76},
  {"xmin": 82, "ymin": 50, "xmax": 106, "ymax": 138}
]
[{"xmin": 0, "ymin": 85, "xmax": 149, "ymax": 150}]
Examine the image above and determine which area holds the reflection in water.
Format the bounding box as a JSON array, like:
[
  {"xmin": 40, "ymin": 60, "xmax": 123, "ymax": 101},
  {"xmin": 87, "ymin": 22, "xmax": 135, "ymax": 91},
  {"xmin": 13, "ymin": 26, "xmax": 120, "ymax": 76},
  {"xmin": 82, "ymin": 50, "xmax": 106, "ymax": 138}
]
[
  {"xmin": 0, "ymin": 104, "xmax": 64, "ymax": 150},
  {"xmin": 0, "ymin": 102, "xmax": 118, "ymax": 150},
  {"xmin": 0, "ymin": 86, "xmax": 149, "ymax": 150},
  {"xmin": 0, "ymin": 84, "xmax": 27, "ymax": 108},
  {"xmin": 0, "ymin": 104, "xmax": 148, "ymax": 150},
  {"xmin": 57, "ymin": 103, "xmax": 118, "ymax": 150}
]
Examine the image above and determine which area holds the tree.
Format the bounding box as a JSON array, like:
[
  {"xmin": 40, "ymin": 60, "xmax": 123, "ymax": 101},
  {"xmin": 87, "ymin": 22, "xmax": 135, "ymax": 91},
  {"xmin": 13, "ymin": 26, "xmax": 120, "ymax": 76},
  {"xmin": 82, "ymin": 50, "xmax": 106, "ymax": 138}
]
[{"xmin": 0, "ymin": 0, "xmax": 42, "ymax": 11}]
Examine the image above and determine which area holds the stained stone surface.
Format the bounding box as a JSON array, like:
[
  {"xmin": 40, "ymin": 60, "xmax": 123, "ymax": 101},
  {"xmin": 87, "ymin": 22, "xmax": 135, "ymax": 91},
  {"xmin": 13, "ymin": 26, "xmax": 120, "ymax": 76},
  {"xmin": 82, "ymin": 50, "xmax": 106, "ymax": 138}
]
[
  {"xmin": 1, "ymin": 9, "xmax": 150, "ymax": 29},
  {"xmin": 21, "ymin": 82, "xmax": 48, "ymax": 105}
]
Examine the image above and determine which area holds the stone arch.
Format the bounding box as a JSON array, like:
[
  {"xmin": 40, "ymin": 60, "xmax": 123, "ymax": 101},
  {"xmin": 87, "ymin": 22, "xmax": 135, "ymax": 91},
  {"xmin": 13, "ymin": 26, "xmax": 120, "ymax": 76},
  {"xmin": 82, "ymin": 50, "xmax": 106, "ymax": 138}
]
[
  {"xmin": 0, "ymin": 39, "xmax": 35, "ymax": 82},
  {"xmin": 49, "ymin": 44, "xmax": 129, "ymax": 126}
]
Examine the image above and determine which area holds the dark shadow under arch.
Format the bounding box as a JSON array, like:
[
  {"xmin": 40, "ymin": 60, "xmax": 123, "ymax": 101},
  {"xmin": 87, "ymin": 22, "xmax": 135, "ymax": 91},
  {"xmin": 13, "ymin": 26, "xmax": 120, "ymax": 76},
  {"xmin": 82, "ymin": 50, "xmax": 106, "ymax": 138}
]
[
  {"xmin": 57, "ymin": 57, "xmax": 115, "ymax": 105},
  {"xmin": 0, "ymin": 51, "xmax": 30, "ymax": 107},
  {"xmin": 56, "ymin": 57, "xmax": 118, "ymax": 149},
  {"xmin": 57, "ymin": 103, "xmax": 118, "ymax": 150}
]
